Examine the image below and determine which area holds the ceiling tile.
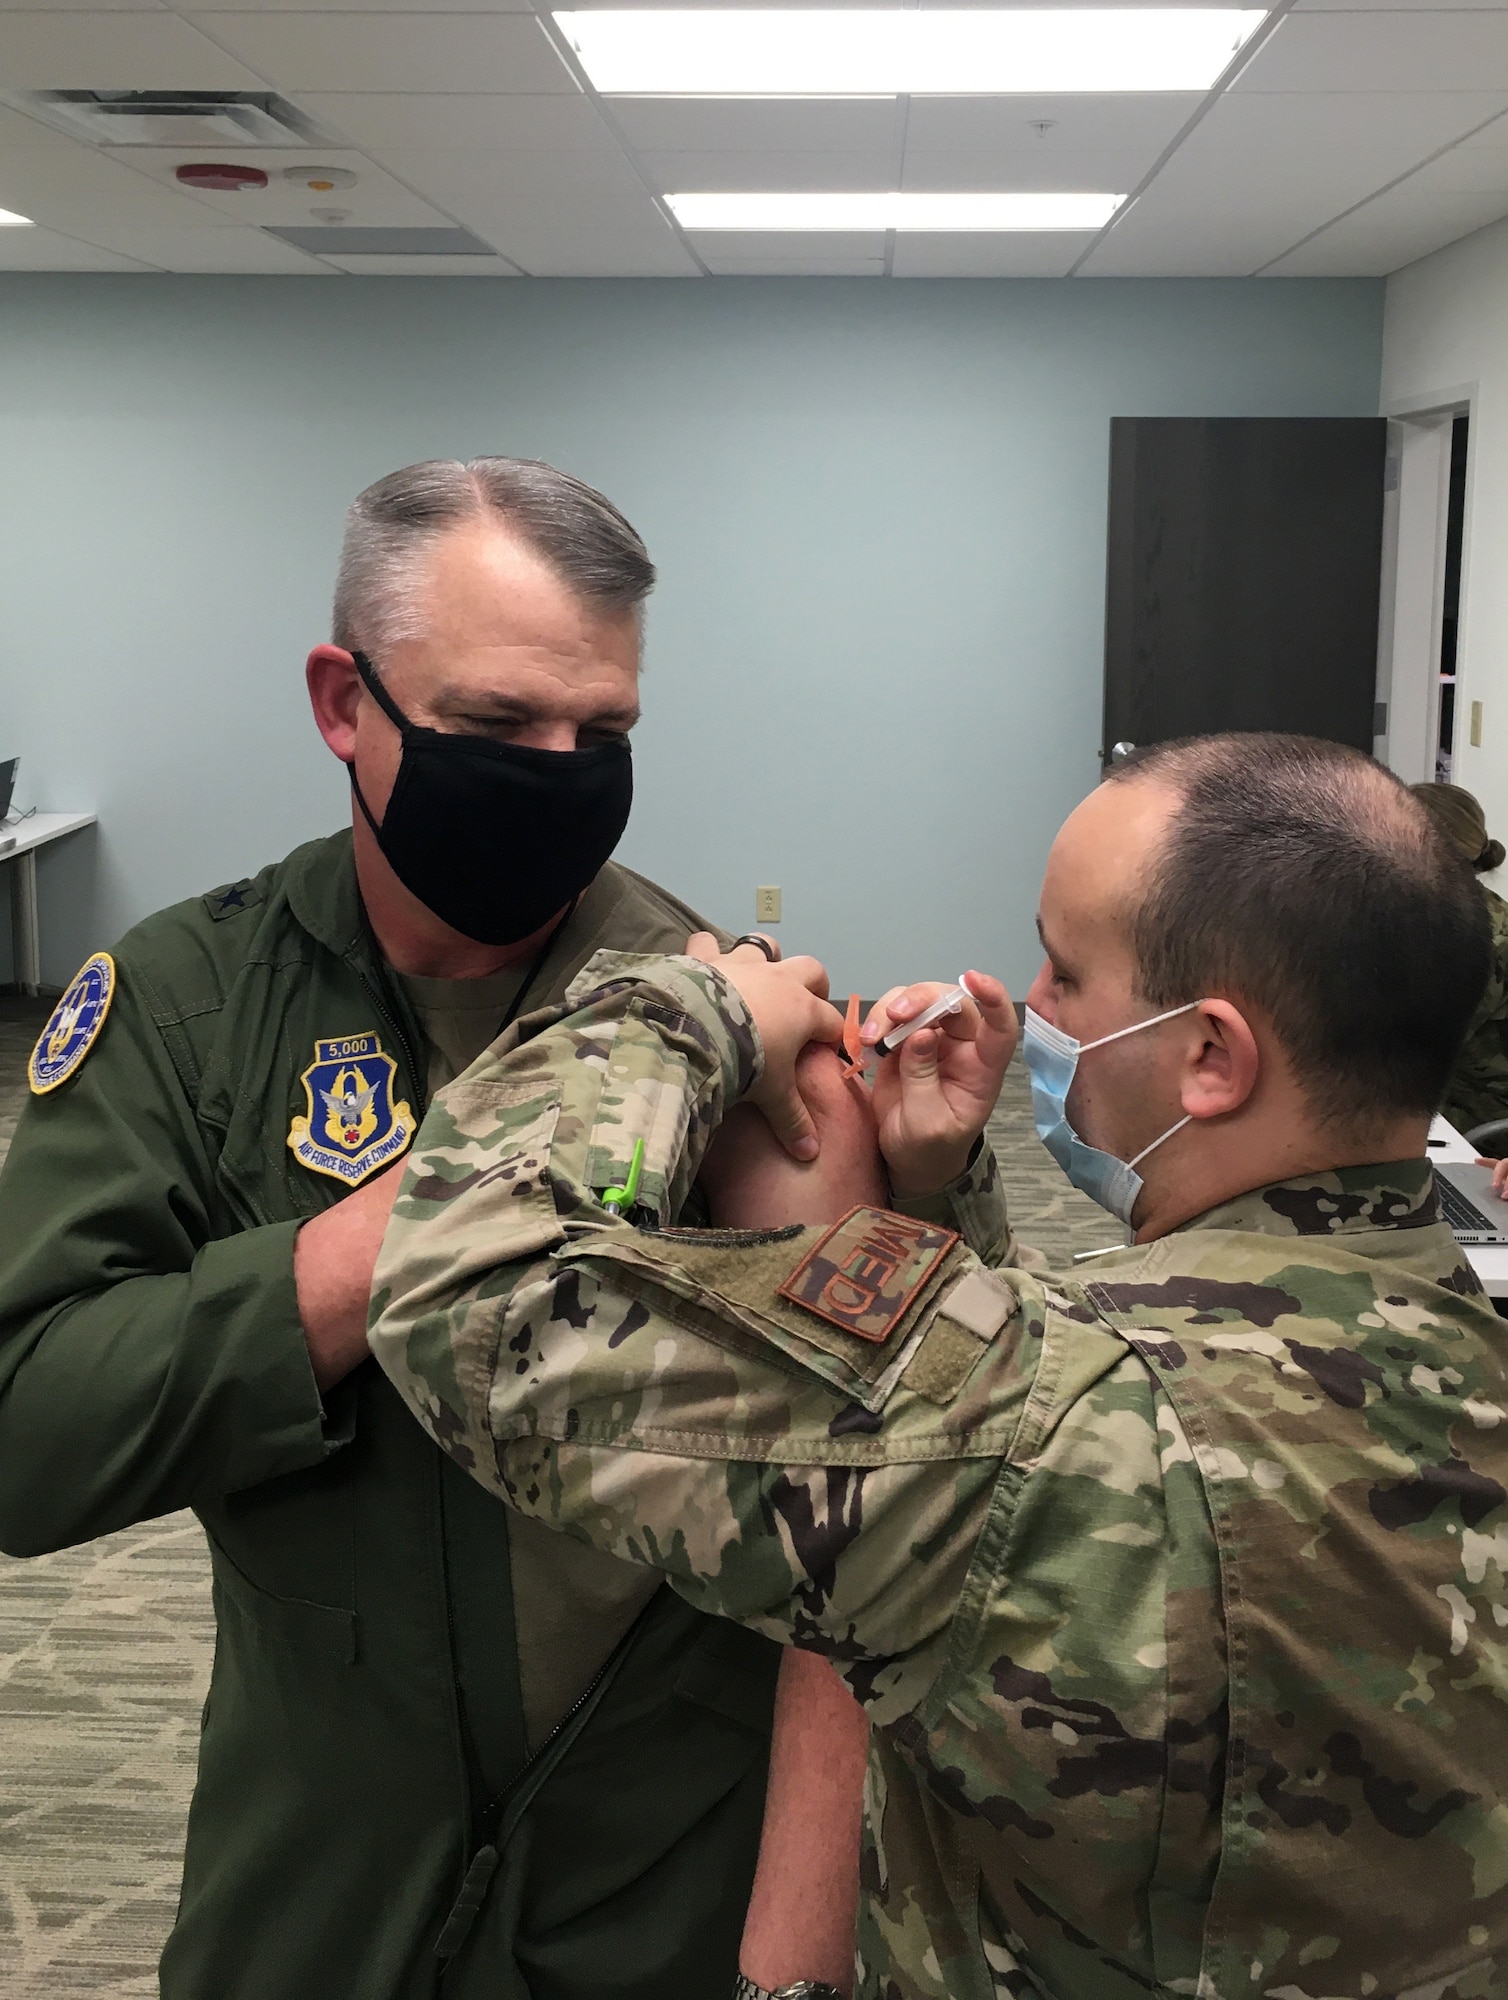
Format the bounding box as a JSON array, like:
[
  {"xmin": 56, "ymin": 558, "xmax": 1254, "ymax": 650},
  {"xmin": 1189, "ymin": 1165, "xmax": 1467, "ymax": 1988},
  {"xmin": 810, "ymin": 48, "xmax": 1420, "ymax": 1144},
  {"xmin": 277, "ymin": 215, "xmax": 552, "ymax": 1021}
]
[
  {"xmin": 489, "ymin": 223, "xmax": 698, "ymax": 274},
  {"xmin": 902, "ymin": 93, "xmax": 1197, "ymax": 155},
  {"xmin": 296, "ymin": 91, "xmax": 616, "ymax": 152},
  {"xmin": 1295, "ymin": 0, "xmax": 1506, "ymax": 12},
  {"xmin": 0, "ymin": 220, "xmax": 154, "ymax": 266},
  {"xmin": 0, "ymin": 0, "xmax": 166, "ymax": 10},
  {"xmin": 609, "ymin": 98, "xmax": 900, "ymax": 155},
  {"xmin": 0, "ymin": 104, "xmax": 81, "ymax": 147},
  {"xmin": 640, "ymin": 150, "xmax": 894, "ymax": 194},
  {"xmin": 1079, "ymin": 87, "xmax": 1508, "ymax": 272},
  {"xmin": 690, "ymin": 227, "xmax": 883, "ymax": 266},
  {"xmin": 702, "ymin": 255, "xmax": 883, "ymax": 275},
  {"xmin": 447, "ymin": 192, "xmax": 667, "ymax": 238},
  {"xmin": 1233, "ymin": 10, "xmax": 1508, "ymax": 92},
  {"xmin": 321, "ymin": 252, "xmax": 522, "ymax": 272},
  {"xmin": 187, "ymin": 0, "xmax": 534, "ymax": 10},
  {"xmin": 70, "ymin": 220, "xmax": 334, "ymax": 268},
  {"xmin": 1457, "ymin": 111, "xmax": 1508, "ymax": 149},
  {"xmin": 186, "ymin": 10, "xmax": 575, "ymax": 93},
  {"xmin": 1076, "ymin": 208, "xmax": 1290, "ymax": 275},
  {"xmin": 0, "ymin": 143, "xmax": 237, "ymax": 230},
  {"xmin": 901, "ymin": 149, "xmax": 1148, "ymax": 192},
  {"xmin": 1265, "ymin": 184, "xmax": 1508, "ymax": 272},
  {"xmin": 115, "ymin": 146, "xmax": 454, "ymax": 224},
  {"xmin": 1403, "ymin": 143, "xmax": 1508, "ymax": 194},
  {"xmin": 892, "ymin": 230, "xmax": 1089, "ymax": 275},
  {"xmin": 1175, "ymin": 87, "xmax": 1508, "ymax": 199},
  {"xmin": 373, "ymin": 144, "xmax": 650, "ymax": 208},
  {"xmin": 0, "ymin": 9, "xmax": 262, "ymax": 87}
]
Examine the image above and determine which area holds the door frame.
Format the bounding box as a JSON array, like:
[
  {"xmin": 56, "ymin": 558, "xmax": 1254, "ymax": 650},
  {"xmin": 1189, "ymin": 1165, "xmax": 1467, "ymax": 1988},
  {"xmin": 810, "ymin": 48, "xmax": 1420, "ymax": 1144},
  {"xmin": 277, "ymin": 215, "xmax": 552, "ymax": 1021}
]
[{"xmin": 1375, "ymin": 384, "xmax": 1477, "ymax": 784}]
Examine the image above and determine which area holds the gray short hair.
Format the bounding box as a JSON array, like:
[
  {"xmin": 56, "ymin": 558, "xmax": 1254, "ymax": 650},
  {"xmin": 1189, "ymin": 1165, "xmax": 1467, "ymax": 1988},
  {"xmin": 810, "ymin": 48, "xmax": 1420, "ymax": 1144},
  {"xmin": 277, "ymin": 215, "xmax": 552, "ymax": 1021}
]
[{"xmin": 332, "ymin": 456, "xmax": 656, "ymax": 659}]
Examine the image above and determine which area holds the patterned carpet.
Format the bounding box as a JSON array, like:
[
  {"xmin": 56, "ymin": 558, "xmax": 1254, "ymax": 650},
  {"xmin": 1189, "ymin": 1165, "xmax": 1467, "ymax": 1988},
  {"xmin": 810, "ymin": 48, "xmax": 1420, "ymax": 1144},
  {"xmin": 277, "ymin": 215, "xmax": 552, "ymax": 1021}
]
[{"xmin": 0, "ymin": 997, "xmax": 1107, "ymax": 1996}]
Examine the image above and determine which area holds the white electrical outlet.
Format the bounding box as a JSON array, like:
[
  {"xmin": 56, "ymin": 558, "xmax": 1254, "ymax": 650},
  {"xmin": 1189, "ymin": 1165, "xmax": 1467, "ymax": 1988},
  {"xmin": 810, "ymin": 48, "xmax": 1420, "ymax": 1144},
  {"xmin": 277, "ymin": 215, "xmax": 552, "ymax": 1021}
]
[
  {"xmin": 1472, "ymin": 700, "xmax": 1484, "ymax": 748},
  {"xmin": 755, "ymin": 885, "xmax": 782, "ymax": 924}
]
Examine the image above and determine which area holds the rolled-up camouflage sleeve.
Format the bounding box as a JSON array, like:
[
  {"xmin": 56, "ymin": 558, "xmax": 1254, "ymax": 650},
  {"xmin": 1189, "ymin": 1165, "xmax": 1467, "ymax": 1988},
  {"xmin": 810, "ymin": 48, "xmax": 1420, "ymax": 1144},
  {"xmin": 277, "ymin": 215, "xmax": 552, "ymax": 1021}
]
[
  {"xmin": 368, "ymin": 951, "xmax": 1034, "ymax": 1719},
  {"xmin": 894, "ymin": 1138, "xmax": 1041, "ymax": 1272}
]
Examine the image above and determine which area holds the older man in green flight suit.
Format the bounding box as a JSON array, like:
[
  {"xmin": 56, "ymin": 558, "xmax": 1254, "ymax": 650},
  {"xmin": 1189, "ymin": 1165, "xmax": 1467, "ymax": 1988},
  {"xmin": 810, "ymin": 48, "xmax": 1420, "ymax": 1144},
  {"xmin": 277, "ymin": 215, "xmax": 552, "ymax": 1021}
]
[
  {"xmin": 368, "ymin": 733, "xmax": 1508, "ymax": 2000},
  {"xmin": 0, "ymin": 456, "xmax": 869, "ymax": 2000}
]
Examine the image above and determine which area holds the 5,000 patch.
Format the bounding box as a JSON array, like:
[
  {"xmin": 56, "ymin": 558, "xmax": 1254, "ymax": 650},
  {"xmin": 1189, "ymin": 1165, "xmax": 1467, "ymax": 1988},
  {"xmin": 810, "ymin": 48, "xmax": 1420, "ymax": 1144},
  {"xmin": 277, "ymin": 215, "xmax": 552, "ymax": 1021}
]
[{"xmin": 287, "ymin": 1032, "xmax": 414, "ymax": 1187}]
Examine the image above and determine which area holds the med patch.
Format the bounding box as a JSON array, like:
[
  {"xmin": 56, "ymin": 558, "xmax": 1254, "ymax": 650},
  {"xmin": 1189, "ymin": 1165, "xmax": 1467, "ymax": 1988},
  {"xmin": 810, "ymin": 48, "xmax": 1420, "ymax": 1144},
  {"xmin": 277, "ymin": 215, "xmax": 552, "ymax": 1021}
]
[
  {"xmin": 28, "ymin": 952, "xmax": 116, "ymax": 1095},
  {"xmin": 287, "ymin": 1031, "xmax": 415, "ymax": 1187},
  {"xmin": 778, "ymin": 1204, "xmax": 959, "ymax": 1344}
]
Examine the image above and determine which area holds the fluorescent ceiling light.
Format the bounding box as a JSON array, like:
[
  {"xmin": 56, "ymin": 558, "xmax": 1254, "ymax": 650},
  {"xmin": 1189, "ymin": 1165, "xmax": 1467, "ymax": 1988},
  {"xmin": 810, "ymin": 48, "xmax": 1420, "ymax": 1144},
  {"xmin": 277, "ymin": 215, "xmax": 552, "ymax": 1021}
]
[
  {"xmin": 669, "ymin": 191, "xmax": 1124, "ymax": 231},
  {"xmin": 0, "ymin": 205, "xmax": 34, "ymax": 226},
  {"xmin": 555, "ymin": 10, "xmax": 1267, "ymax": 96}
]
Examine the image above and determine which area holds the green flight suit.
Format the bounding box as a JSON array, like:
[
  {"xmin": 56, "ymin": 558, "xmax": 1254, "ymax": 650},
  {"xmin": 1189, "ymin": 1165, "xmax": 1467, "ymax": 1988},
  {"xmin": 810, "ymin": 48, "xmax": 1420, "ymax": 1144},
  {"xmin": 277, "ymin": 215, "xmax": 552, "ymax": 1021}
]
[{"xmin": 0, "ymin": 830, "xmax": 780, "ymax": 2000}]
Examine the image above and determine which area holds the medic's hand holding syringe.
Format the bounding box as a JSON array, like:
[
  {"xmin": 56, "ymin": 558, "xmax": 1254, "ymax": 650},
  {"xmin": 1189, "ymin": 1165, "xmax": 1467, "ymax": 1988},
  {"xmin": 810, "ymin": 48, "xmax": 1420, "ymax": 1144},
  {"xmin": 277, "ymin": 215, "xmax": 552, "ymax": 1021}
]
[
  {"xmin": 685, "ymin": 932, "xmax": 1018, "ymax": 1202},
  {"xmin": 859, "ymin": 970, "xmax": 1018, "ymax": 1198}
]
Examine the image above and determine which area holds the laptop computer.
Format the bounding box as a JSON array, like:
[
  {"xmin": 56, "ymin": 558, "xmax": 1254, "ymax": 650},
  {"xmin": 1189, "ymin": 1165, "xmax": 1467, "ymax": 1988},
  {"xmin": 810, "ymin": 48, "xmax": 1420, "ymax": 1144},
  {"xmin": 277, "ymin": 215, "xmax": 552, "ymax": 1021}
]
[
  {"xmin": 1433, "ymin": 1158, "xmax": 1508, "ymax": 1246},
  {"xmin": 0, "ymin": 758, "xmax": 16, "ymax": 821}
]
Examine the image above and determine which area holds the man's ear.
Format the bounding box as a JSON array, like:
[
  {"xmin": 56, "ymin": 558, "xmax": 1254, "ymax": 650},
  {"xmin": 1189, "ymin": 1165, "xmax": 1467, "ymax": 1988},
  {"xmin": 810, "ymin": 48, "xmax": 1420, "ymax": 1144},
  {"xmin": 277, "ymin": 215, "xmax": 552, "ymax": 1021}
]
[
  {"xmin": 307, "ymin": 645, "xmax": 361, "ymax": 761},
  {"xmin": 1179, "ymin": 1000, "xmax": 1260, "ymax": 1121}
]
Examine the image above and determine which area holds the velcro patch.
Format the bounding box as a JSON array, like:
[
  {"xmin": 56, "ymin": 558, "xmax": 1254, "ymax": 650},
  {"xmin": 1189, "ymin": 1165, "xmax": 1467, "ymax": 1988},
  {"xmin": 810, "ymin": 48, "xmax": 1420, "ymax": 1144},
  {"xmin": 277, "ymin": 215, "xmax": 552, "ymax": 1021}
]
[
  {"xmin": 204, "ymin": 878, "xmax": 264, "ymax": 921},
  {"xmin": 778, "ymin": 1204, "xmax": 959, "ymax": 1344}
]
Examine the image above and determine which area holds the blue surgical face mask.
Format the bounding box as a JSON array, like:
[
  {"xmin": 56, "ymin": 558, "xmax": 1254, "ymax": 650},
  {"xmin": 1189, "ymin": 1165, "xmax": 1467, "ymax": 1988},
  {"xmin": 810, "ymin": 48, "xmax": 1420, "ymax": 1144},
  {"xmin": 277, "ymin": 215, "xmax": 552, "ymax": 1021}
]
[{"xmin": 1022, "ymin": 1002, "xmax": 1200, "ymax": 1226}]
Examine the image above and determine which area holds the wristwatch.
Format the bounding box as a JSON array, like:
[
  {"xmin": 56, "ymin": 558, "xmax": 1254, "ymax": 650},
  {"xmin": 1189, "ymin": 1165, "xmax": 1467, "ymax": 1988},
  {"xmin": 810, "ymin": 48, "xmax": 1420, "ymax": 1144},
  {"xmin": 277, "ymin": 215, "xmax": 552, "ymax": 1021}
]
[{"xmin": 733, "ymin": 1979, "xmax": 845, "ymax": 2000}]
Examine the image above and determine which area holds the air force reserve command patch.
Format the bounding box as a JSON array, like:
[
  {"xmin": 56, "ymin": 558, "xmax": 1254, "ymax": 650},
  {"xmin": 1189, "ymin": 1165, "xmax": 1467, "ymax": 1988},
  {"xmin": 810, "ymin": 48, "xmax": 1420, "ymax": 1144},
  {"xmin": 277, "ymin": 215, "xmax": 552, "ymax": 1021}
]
[
  {"xmin": 28, "ymin": 952, "xmax": 116, "ymax": 1095},
  {"xmin": 778, "ymin": 1204, "xmax": 958, "ymax": 1343},
  {"xmin": 287, "ymin": 1032, "xmax": 414, "ymax": 1187}
]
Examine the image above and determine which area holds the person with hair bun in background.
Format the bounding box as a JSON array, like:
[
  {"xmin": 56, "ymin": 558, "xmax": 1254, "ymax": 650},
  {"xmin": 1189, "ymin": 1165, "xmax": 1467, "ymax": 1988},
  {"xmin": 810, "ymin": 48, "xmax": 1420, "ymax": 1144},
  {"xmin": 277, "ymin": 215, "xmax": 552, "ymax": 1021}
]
[{"xmin": 1412, "ymin": 782, "xmax": 1508, "ymax": 1149}]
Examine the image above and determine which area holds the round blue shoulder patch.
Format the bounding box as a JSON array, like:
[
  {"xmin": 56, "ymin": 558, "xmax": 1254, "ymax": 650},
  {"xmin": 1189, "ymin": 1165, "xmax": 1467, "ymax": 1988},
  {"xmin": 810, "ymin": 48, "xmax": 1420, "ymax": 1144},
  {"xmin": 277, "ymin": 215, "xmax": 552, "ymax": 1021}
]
[{"xmin": 29, "ymin": 952, "xmax": 117, "ymax": 1095}]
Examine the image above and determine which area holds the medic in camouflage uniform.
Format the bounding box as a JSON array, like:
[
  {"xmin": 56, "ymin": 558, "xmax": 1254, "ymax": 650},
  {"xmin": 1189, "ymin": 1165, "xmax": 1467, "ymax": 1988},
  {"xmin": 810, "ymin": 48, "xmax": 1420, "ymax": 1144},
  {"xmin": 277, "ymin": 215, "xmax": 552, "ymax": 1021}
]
[{"xmin": 370, "ymin": 735, "xmax": 1508, "ymax": 2000}]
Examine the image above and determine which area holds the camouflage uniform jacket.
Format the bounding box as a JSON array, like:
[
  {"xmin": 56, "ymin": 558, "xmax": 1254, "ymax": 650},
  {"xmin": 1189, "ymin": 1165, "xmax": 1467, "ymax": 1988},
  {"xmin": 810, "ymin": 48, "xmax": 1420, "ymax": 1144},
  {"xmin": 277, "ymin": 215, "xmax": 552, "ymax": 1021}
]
[
  {"xmin": 370, "ymin": 952, "xmax": 1508, "ymax": 2000},
  {"xmin": 1444, "ymin": 884, "xmax": 1508, "ymax": 1140}
]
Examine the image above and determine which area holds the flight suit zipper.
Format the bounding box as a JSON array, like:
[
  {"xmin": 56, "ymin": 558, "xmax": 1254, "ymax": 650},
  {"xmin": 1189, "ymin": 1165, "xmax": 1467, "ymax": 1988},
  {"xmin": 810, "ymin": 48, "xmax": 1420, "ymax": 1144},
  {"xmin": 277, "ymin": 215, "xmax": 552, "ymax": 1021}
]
[
  {"xmin": 433, "ymin": 1591, "xmax": 664, "ymax": 1965},
  {"xmin": 352, "ymin": 957, "xmax": 428, "ymax": 1121}
]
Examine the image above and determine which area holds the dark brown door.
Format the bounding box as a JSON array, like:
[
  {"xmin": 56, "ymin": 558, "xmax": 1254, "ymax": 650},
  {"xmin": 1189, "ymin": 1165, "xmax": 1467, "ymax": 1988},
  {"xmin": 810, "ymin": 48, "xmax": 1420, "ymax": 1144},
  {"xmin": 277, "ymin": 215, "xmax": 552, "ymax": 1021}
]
[{"xmin": 1103, "ymin": 417, "xmax": 1387, "ymax": 765}]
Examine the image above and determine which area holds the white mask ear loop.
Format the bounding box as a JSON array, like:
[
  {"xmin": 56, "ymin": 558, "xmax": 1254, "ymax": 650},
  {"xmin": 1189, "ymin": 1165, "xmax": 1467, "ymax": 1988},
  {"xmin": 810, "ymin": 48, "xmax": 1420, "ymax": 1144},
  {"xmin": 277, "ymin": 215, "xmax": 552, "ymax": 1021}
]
[
  {"xmin": 1085, "ymin": 1000, "xmax": 1202, "ymax": 1172},
  {"xmin": 1126, "ymin": 1113, "xmax": 1192, "ymax": 1171},
  {"xmin": 1078, "ymin": 999, "xmax": 1201, "ymax": 1055}
]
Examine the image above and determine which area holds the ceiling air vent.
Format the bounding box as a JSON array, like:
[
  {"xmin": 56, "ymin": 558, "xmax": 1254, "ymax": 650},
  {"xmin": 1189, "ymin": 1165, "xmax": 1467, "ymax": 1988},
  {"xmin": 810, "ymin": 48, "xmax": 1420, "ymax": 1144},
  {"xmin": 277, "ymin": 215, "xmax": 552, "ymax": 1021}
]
[
  {"xmin": 267, "ymin": 226, "xmax": 497, "ymax": 257},
  {"xmin": 20, "ymin": 91, "xmax": 320, "ymax": 149}
]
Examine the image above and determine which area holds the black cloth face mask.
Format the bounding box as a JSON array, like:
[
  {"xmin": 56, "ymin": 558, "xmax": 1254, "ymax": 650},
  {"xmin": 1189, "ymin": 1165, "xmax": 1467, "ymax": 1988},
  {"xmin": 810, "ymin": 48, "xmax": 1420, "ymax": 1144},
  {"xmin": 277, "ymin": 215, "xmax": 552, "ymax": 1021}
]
[{"xmin": 347, "ymin": 650, "xmax": 634, "ymax": 947}]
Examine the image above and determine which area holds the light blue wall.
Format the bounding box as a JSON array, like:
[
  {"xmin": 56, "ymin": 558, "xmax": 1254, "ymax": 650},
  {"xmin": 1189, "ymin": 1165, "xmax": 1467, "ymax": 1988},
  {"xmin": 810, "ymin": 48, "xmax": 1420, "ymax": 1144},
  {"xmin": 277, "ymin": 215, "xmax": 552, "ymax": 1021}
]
[{"xmin": 0, "ymin": 273, "xmax": 1383, "ymax": 998}]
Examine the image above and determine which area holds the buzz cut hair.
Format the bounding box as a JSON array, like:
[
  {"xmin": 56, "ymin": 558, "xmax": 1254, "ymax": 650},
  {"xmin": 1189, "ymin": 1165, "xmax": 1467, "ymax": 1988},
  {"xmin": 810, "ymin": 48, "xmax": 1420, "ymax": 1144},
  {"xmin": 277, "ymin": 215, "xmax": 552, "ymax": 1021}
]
[
  {"xmin": 332, "ymin": 456, "xmax": 656, "ymax": 661},
  {"xmin": 1106, "ymin": 733, "xmax": 1491, "ymax": 1133}
]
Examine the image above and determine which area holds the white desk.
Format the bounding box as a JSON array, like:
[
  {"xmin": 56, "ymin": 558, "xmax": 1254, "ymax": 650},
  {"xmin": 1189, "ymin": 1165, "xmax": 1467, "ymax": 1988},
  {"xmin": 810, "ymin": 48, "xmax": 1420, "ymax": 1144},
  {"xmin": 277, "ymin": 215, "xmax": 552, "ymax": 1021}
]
[
  {"xmin": 1429, "ymin": 1113, "xmax": 1508, "ymax": 1302},
  {"xmin": 1, "ymin": 812, "xmax": 97, "ymax": 997}
]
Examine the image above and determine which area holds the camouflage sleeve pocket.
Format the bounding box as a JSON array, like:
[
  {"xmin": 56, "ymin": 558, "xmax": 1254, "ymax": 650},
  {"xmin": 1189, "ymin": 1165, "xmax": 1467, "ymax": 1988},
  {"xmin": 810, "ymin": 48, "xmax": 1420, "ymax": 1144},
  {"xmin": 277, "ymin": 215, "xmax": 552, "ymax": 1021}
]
[
  {"xmin": 580, "ymin": 1005, "xmax": 693, "ymax": 1223},
  {"xmin": 555, "ymin": 1206, "xmax": 990, "ymax": 1419}
]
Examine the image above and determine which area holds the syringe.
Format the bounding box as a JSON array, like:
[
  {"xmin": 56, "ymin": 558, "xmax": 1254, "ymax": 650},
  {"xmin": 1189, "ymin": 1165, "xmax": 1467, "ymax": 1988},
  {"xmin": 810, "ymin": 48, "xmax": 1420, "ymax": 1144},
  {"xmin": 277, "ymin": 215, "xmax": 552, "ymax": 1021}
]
[{"xmin": 871, "ymin": 976, "xmax": 973, "ymax": 1059}]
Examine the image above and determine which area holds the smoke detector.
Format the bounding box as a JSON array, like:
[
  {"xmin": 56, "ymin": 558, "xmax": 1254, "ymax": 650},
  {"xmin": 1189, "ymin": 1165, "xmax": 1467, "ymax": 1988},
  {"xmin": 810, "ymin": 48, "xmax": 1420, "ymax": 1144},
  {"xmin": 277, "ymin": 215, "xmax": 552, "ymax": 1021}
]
[
  {"xmin": 283, "ymin": 166, "xmax": 357, "ymax": 193},
  {"xmin": 17, "ymin": 91, "xmax": 320, "ymax": 148}
]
